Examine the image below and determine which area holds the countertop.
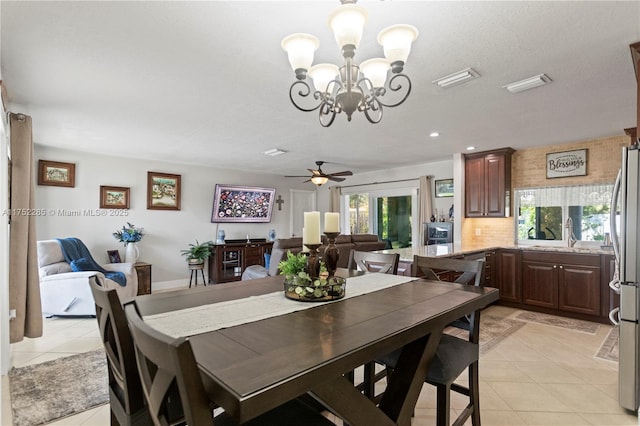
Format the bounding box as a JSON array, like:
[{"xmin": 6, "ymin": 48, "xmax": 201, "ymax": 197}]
[{"xmin": 376, "ymin": 243, "xmax": 614, "ymax": 262}]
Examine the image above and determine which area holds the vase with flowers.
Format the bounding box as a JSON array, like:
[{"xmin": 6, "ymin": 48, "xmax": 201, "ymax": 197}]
[{"xmin": 113, "ymin": 222, "xmax": 144, "ymax": 263}]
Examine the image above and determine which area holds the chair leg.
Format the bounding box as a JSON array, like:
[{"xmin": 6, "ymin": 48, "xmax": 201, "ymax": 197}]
[
  {"xmin": 363, "ymin": 361, "xmax": 375, "ymax": 399},
  {"xmin": 469, "ymin": 361, "xmax": 481, "ymax": 426},
  {"xmin": 436, "ymin": 383, "xmax": 451, "ymax": 426}
]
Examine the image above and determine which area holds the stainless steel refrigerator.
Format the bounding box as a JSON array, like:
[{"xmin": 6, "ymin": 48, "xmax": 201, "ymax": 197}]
[{"xmin": 610, "ymin": 144, "xmax": 640, "ymax": 413}]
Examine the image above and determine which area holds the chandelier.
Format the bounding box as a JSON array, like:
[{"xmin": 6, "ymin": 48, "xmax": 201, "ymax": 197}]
[{"xmin": 281, "ymin": 0, "xmax": 418, "ymax": 127}]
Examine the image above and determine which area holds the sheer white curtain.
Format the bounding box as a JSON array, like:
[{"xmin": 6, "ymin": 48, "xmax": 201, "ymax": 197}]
[{"xmin": 418, "ymin": 176, "xmax": 434, "ymax": 246}]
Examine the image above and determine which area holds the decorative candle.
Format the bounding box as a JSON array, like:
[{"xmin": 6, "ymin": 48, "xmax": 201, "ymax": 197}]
[
  {"xmin": 324, "ymin": 212, "xmax": 340, "ymax": 233},
  {"xmin": 303, "ymin": 211, "xmax": 321, "ymax": 244}
]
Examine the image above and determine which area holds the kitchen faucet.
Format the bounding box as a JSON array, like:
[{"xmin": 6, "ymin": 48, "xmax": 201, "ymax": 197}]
[{"xmin": 565, "ymin": 217, "xmax": 577, "ymax": 247}]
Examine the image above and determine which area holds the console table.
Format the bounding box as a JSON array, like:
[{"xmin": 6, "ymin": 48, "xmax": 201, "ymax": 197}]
[
  {"xmin": 208, "ymin": 239, "xmax": 273, "ymax": 284},
  {"xmin": 134, "ymin": 262, "xmax": 152, "ymax": 295}
]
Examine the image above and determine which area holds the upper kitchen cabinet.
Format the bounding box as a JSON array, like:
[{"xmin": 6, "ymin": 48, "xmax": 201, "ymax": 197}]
[{"xmin": 464, "ymin": 148, "xmax": 515, "ymax": 217}]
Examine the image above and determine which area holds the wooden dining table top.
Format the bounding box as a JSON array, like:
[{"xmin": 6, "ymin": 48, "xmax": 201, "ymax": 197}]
[{"xmin": 134, "ymin": 273, "xmax": 499, "ymax": 426}]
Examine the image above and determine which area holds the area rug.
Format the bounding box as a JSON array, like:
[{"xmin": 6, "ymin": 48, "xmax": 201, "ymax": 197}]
[
  {"xmin": 514, "ymin": 310, "xmax": 599, "ymax": 334},
  {"xmin": 595, "ymin": 327, "xmax": 619, "ymax": 362},
  {"xmin": 446, "ymin": 315, "xmax": 526, "ymax": 354},
  {"xmin": 8, "ymin": 348, "xmax": 108, "ymax": 426}
]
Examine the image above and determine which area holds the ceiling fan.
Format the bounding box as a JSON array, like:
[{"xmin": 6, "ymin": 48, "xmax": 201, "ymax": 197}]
[{"xmin": 285, "ymin": 161, "xmax": 353, "ymax": 186}]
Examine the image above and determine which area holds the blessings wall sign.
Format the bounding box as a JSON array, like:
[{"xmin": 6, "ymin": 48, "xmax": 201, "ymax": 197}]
[{"xmin": 546, "ymin": 149, "xmax": 587, "ymax": 178}]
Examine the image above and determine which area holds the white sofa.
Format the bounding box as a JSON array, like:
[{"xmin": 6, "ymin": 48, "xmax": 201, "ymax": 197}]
[{"xmin": 37, "ymin": 240, "xmax": 138, "ymax": 316}]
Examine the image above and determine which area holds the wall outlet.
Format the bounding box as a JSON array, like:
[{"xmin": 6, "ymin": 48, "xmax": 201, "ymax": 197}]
[
  {"xmin": 475, "ymin": 228, "xmax": 482, "ymax": 236},
  {"xmin": 9, "ymin": 309, "xmax": 16, "ymax": 320}
]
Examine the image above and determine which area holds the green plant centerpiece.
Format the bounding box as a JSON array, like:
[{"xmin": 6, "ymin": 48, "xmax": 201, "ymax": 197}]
[
  {"xmin": 279, "ymin": 251, "xmax": 346, "ymax": 302},
  {"xmin": 180, "ymin": 240, "xmax": 213, "ymax": 265}
]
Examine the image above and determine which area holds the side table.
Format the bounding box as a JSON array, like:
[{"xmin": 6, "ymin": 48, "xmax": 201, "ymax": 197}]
[{"xmin": 134, "ymin": 262, "xmax": 152, "ymax": 295}]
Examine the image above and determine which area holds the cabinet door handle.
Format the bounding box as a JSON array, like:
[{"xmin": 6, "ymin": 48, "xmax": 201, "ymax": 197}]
[
  {"xmin": 559, "ymin": 265, "xmax": 564, "ymax": 269},
  {"xmin": 553, "ymin": 265, "xmax": 557, "ymax": 269}
]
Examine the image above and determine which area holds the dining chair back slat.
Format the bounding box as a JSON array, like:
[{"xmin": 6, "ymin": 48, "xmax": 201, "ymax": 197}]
[{"xmin": 347, "ymin": 250, "xmax": 400, "ymax": 275}]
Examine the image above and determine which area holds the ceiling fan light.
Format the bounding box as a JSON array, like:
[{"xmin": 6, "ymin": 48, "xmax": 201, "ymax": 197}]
[
  {"xmin": 328, "ymin": 4, "xmax": 368, "ymax": 50},
  {"xmin": 360, "ymin": 58, "xmax": 389, "ymax": 88},
  {"xmin": 311, "ymin": 176, "xmax": 329, "ymax": 186},
  {"xmin": 377, "ymin": 24, "xmax": 418, "ymax": 64},
  {"xmin": 309, "ymin": 63, "xmax": 339, "ymax": 93},
  {"xmin": 281, "ymin": 33, "xmax": 320, "ymax": 74}
]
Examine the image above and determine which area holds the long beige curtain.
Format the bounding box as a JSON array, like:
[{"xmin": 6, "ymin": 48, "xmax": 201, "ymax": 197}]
[
  {"xmin": 329, "ymin": 185, "xmax": 341, "ymax": 213},
  {"xmin": 418, "ymin": 175, "xmax": 434, "ymax": 246},
  {"xmin": 9, "ymin": 113, "xmax": 42, "ymax": 342}
]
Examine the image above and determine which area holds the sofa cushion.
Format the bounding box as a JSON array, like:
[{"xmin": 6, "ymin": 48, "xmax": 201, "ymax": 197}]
[
  {"xmin": 350, "ymin": 234, "xmax": 380, "ymax": 243},
  {"xmin": 37, "ymin": 240, "xmax": 65, "ymax": 267},
  {"xmin": 39, "ymin": 261, "xmax": 72, "ymax": 278},
  {"xmin": 268, "ymin": 237, "xmax": 304, "ymax": 276}
]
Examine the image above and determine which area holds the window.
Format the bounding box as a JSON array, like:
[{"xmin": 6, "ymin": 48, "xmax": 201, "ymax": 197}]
[
  {"xmin": 515, "ymin": 184, "xmax": 613, "ymax": 243},
  {"xmin": 349, "ymin": 194, "xmax": 369, "ymax": 234}
]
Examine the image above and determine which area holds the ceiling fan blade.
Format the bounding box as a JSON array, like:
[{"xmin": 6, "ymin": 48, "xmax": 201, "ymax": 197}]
[
  {"xmin": 308, "ymin": 169, "xmax": 321, "ymax": 176},
  {"xmin": 327, "ymin": 170, "xmax": 353, "ymax": 177},
  {"xmin": 285, "ymin": 175, "xmax": 313, "ymax": 178},
  {"xmin": 328, "ymin": 176, "xmax": 346, "ymax": 182}
]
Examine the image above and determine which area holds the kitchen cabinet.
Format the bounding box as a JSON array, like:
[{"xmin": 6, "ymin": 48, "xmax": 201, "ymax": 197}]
[
  {"xmin": 208, "ymin": 240, "xmax": 273, "ymax": 284},
  {"xmin": 495, "ymin": 249, "xmax": 521, "ymax": 303},
  {"xmin": 464, "ymin": 148, "xmax": 514, "ymax": 218},
  {"xmin": 521, "ymin": 251, "xmax": 601, "ymax": 317}
]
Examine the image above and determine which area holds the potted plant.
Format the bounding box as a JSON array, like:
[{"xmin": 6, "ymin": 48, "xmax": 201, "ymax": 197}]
[
  {"xmin": 278, "ymin": 251, "xmax": 344, "ymax": 301},
  {"xmin": 181, "ymin": 240, "xmax": 213, "ymax": 265}
]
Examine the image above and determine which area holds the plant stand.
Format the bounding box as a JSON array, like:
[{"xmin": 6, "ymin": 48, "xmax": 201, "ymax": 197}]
[{"xmin": 189, "ymin": 263, "xmax": 206, "ymax": 288}]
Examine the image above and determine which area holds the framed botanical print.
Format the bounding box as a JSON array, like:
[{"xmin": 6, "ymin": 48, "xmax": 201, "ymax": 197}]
[
  {"xmin": 147, "ymin": 172, "xmax": 181, "ymax": 210},
  {"xmin": 38, "ymin": 160, "xmax": 75, "ymax": 187}
]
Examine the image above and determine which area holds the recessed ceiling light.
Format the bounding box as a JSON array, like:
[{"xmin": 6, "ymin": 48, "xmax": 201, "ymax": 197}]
[
  {"xmin": 466, "ymin": 146, "xmax": 476, "ymax": 151},
  {"xmin": 502, "ymin": 74, "xmax": 552, "ymax": 93},
  {"xmin": 429, "ymin": 132, "xmax": 440, "ymax": 137},
  {"xmin": 264, "ymin": 148, "xmax": 287, "ymax": 156},
  {"xmin": 432, "ymin": 68, "xmax": 480, "ymax": 88}
]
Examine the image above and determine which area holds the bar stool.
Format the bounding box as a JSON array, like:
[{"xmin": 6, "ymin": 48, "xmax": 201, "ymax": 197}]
[{"xmin": 188, "ymin": 262, "xmax": 206, "ymax": 288}]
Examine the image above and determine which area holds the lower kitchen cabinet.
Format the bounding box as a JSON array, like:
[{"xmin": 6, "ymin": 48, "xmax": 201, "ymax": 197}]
[
  {"xmin": 496, "ymin": 249, "xmax": 521, "ymax": 303},
  {"xmin": 521, "ymin": 251, "xmax": 601, "ymax": 317}
]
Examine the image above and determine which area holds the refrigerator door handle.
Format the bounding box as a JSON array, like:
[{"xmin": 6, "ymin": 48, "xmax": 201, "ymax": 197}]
[
  {"xmin": 609, "ymin": 307, "xmax": 620, "ymax": 326},
  {"xmin": 610, "ymin": 168, "xmax": 622, "ymax": 264}
]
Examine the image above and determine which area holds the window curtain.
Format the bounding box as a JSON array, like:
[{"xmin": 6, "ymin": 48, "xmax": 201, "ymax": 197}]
[
  {"xmin": 418, "ymin": 176, "xmax": 433, "ymax": 246},
  {"xmin": 329, "ymin": 185, "xmax": 341, "ymax": 213},
  {"xmin": 9, "ymin": 113, "xmax": 42, "ymax": 343}
]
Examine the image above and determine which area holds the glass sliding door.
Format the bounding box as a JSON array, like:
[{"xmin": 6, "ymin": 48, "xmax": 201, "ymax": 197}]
[{"xmin": 376, "ymin": 195, "xmax": 412, "ymax": 248}]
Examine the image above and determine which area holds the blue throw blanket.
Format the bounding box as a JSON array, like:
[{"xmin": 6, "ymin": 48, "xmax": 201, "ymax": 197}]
[{"xmin": 56, "ymin": 238, "xmax": 126, "ymax": 286}]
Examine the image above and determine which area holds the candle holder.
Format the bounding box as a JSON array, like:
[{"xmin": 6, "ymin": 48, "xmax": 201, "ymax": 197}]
[
  {"xmin": 304, "ymin": 243, "xmax": 322, "ymax": 279},
  {"xmin": 323, "ymin": 232, "xmax": 340, "ymax": 277}
]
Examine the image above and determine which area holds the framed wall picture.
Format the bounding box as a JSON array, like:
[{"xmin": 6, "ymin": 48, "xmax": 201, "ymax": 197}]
[
  {"xmin": 38, "ymin": 160, "xmax": 76, "ymax": 187},
  {"xmin": 211, "ymin": 184, "xmax": 276, "ymax": 223},
  {"xmin": 100, "ymin": 185, "xmax": 130, "ymax": 209},
  {"xmin": 147, "ymin": 172, "xmax": 181, "ymax": 210},
  {"xmin": 107, "ymin": 250, "xmax": 122, "ymax": 263},
  {"xmin": 546, "ymin": 149, "xmax": 587, "ymax": 178},
  {"xmin": 434, "ymin": 179, "xmax": 454, "ymax": 198}
]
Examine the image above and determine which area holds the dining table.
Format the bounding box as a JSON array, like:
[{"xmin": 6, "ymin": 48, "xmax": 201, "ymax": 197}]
[{"xmin": 134, "ymin": 271, "xmax": 499, "ymax": 426}]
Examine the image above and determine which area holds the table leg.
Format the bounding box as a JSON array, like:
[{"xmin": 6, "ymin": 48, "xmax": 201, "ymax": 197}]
[
  {"xmin": 379, "ymin": 329, "xmax": 443, "ymax": 425},
  {"xmin": 312, "ymin": 329, "xmax": 443, "ymax": 426}
]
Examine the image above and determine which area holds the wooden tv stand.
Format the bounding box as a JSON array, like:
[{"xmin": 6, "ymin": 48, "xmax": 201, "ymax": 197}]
[{"xmin": 208, "ymin": 239, "xmax": 273, "ymax": 284}]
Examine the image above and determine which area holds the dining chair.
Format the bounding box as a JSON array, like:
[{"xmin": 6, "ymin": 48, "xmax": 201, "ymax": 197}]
[
  {"xmin": 345, "ymin": 249, "xmax": 400, "ymax": 399},
  {"xmin": 377, "ymin": 255, "xmax": 486, "ymax": 426},
  {"xmin": 123, "ymin": 300, "xmax": 336, "ymax": 426},
  {"xmin": 346, "ymin": 249, "xmax": 400, "ymax": 275},
  {"xmin": 89, "ymin": 277, "xmax": 152, "ymax": 426}
]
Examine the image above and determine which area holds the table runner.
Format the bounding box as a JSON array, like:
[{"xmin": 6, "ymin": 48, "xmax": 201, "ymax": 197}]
[{"xmin": 144, "ymin": 273, "xmax": 415, "ymax": 338}]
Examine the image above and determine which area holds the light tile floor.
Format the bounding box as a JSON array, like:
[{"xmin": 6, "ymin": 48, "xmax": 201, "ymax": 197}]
[{"xmin": 2, "ymin": 304, "xmax": 639, "ymax": 425}]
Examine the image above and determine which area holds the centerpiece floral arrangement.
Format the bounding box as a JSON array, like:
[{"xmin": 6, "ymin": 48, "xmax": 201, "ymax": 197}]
[
  {"xmin": 279, "ymin": 251, "xmax": 345, "ymax": 301},
  {"xmin": 113, "ymin": 222, "xmax": 144, "ymax": 245}
]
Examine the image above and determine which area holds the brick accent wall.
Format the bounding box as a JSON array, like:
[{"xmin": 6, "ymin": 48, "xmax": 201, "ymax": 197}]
[
  {"xmin": 461, "ymin": 134, "xmax": 631, "ymax": 245},
  {"xmin": 512, "ymin": 134, "xmax": 629, "ymax": 188}
]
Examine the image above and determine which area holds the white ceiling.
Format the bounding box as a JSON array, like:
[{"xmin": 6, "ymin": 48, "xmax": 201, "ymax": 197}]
[{"xmin": 2, "ymin": 1, "xmax": 639, "ymax": 179}]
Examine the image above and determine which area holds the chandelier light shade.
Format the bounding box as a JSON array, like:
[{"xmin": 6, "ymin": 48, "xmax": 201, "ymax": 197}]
[{"xmin": 282, "ymin": 0, "xmax": 418, "ymax": 127}]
